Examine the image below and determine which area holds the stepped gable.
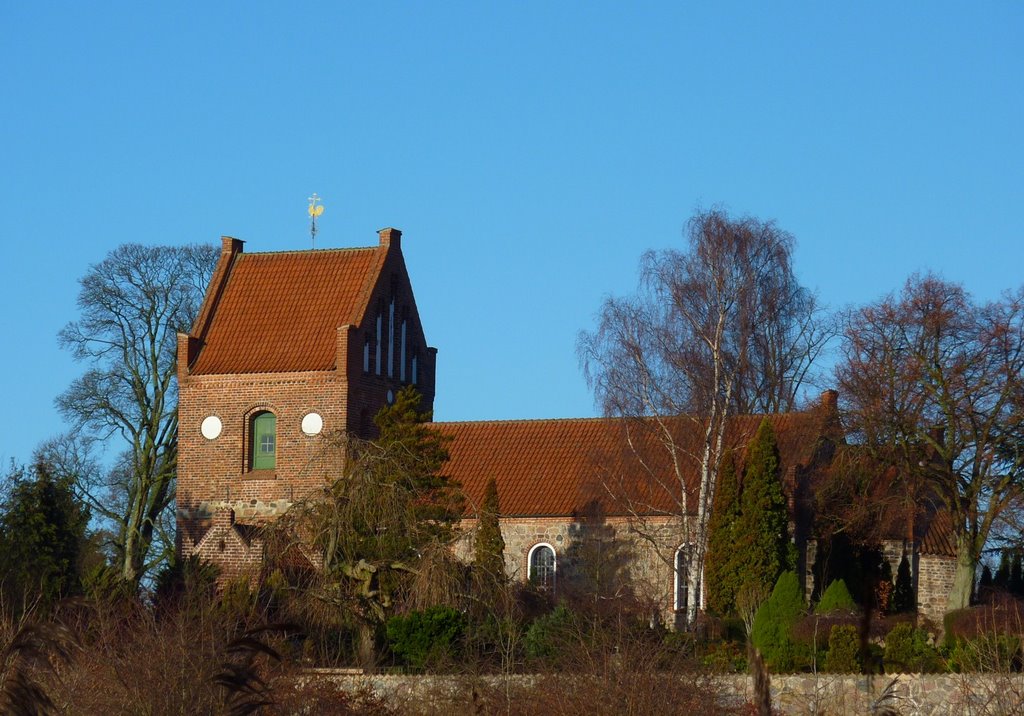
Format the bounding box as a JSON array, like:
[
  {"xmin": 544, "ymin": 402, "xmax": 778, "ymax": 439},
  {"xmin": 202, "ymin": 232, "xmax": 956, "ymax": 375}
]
[
  {"xmin": 437, "ymin": 395, "xmax": 835, "ymax": 518},
  {"xmin": 190, "ymin": 244, "xmax": 383, "ymax": 374}
]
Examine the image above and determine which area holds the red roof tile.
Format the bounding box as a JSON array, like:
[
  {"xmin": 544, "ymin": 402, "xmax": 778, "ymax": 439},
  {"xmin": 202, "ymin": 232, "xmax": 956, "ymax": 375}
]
[
  {"xmin": 191, "ymin": 247, "xmax": 382, "ymax": 374},
  {"xmin": 437, "ymin": 406, "xmax": 832, "ymax": 518},
  {"xmin": 920, "ymin": 511, "xmax": 956, "ymax": 557}
]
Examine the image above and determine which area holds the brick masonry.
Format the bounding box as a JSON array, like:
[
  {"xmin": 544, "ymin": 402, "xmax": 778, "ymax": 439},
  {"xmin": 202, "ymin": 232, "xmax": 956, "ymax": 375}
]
[
  {"xmin": 175, "ymin": 229, "xmax": 960, "ymax": 618},
  {"xmin": 177, "ymin": 230, "xmax": 436, "ymax": 576}
]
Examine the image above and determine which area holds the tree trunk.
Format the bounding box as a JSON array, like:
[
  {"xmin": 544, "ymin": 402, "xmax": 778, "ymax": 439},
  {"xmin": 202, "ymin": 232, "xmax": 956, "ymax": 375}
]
[
  {"xmin": 357, "ymin": 621, "xmax": 376, "ymax": 669},
  {"xmin": 947, "ymin": 537, "xmax": 977, "ymax": 612}
]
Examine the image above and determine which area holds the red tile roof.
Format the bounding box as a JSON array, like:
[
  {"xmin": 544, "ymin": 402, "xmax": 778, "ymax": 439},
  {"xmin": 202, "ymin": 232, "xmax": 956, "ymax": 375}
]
[
  {"xmin": 920, "ymin": 511, "xmax": 956, "ymax": 557},
  {"xmin": 191, "ymin": 247, "xmax": 382, "ymax": 374},
  {"xmin": 437, "ymin": 406, "xmax": 832, "ymax": 518}
]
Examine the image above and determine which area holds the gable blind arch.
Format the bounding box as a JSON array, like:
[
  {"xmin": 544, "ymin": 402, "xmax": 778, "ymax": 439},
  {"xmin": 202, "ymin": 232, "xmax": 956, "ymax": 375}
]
[{"xmin": 251, "ymin": 411, "xmax": 277, "ymax": 470}]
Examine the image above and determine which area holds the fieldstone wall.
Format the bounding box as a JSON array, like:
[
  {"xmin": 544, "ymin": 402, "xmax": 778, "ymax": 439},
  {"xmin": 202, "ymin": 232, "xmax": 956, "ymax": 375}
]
[
  {"xmin": 804, "ymin": 537, "xmax": 954, "ymax": 627},
  {"xmin": 456, "ymin": 515, "xmax": 684, "ymax": 624},
  {"xmin": 919, "ymin": 554, "xmax": 957, "ymax": 626},
  {"xmin": 321, "ymin": 672, "xmax": 1024, "ymax": 715}
]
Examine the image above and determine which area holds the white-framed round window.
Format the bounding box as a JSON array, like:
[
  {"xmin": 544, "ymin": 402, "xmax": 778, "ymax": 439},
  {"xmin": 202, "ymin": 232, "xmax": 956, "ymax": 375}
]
[
  {"xmin": 527, "ymin": 542, "xmax": 557, "ymax": 591},
  {"xmin": 301, "ymin": 412, "xmax": 323, "ymax": 436},
  {"xmin": 200, "ymin": 415, "xmax": 222, "ymax": 440}
]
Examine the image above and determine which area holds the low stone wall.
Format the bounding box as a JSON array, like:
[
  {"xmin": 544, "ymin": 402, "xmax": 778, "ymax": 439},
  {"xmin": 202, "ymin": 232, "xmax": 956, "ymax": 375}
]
[
  {"xmin": 319, "ymin": 672, "xmax": 1024, "ymax": 715},
  {"xmin": 722, "ymin": 672, "xmax": 1024, "ymax": 714}
]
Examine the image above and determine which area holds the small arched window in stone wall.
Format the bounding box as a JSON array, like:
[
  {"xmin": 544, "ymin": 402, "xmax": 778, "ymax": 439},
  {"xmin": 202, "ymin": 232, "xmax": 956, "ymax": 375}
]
[
  {"xmin": 528, "ymin": 543, "xmax": 557, "ymax": 591},
  {"xmin": 250, "ymin": 411, "xmax": 277, "ymax": 471}
]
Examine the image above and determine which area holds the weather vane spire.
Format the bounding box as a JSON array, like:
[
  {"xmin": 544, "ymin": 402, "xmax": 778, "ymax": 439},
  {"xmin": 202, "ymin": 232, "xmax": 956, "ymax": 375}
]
[{"xmin": 307, "ymin": 193, "xmax": 325, "ymax": 248}]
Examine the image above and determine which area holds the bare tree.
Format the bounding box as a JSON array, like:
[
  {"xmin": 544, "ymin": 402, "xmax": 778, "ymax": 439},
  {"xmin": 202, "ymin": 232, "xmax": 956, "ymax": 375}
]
[
  {"xmin": 578, "ymin": 208, "xmax": 827, "ymax": 624},
  {"xmin": 56, "ymin": 243, "xmax": 218, "ymax": 588},
  {"xmin": 835, "ymin": 274, "xmax": 1024, "ymax": 610}
]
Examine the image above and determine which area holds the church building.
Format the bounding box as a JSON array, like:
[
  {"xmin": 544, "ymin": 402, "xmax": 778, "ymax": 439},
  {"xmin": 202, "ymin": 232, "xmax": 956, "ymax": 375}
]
[{"xmin": 176, "ymin": 228, "xmax": 957, "ymax": 625}]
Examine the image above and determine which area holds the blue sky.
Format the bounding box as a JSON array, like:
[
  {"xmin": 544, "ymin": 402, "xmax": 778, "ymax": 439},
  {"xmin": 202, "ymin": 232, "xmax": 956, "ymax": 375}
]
[{"xmin": 1, "ymin": 3, "xmax": 1021, "ymax": 467}]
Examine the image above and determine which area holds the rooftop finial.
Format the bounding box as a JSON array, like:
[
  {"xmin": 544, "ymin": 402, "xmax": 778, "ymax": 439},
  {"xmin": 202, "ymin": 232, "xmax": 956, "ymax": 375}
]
[{"xmin": 307, "ymin": 193, "xmax": 324, "ymax": 248}]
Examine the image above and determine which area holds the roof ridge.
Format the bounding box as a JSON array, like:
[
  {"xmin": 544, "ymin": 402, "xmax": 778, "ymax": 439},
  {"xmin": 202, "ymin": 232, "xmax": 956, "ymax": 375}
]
[
  {"xmin": 241, "ymin": 246, "xmax": 378, "ymax": 258},
  {"xmin": 436, "ymin": 410, "xmax": 811, "ymax": 428},
  {"xmin": 435, "ymin": 415, "xmax": 612, "ymax": 426}
]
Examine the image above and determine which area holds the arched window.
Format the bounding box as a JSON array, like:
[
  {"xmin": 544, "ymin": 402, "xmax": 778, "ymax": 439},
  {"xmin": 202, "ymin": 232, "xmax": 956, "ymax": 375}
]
[
  {"xmin": 528, "ymin": 543, "xmax": 556, "ymax": 591},
  {"xmin": 674, "ymin": 547, "xmax": 689, "ymax": 613},
  {"xmin": 674, "ymin": 545, "xmax": 701, "ymax": 613},
  {"xmin": 250, "ymin": 411, "xmax": 276, "ymax": 471}
]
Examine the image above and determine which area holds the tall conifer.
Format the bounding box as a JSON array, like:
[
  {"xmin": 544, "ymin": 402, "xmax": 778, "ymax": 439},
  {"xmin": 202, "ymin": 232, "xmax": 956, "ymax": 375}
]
[
  {"xmin": 734, "ymin": 418, "xmax": 791, "ymax": 602},
  {"xmin": 995, "ymin": 550, "xmax": 1011, "ymax": 589},
  {"xmin": 704, "ymin": 451, "xmax": 741, "ymax": 615},
  {"xmin": 891, "ymin": 554, "xmax": 915, "ymax": 613},
  {"xmin": 474, "ymin": 478, "xmax": 506, "ymax": 587}
]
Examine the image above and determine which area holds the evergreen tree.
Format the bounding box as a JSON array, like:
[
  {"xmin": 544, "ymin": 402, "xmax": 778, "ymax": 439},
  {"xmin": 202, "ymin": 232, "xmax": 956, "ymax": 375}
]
[
  {"xmin": 995, "ymin": 550, "xmax": 1011, "ymax": 589},
  {"xmin": 891, "ymin": 554, "xmax": 915, "ymax": 613},
  {"xmin": 0, "ymin": 459, "xmax": 90, "ymax": 610},
  {"xmin": 1010, "ymin": 551, "xmax": 1024, "ymax": 596},
  {"xmin": 374, "ymin": 385, "xmax": 461, "ymax": 528},
  {"xmin": 979, "ymin": 564, "xmax": 993, "ymax": 590},
  {"xmin": 734, "ymin": 419, "xmax": 792, "ymax": 603},
  {"xmin": 474, "ymin": 478, "xmax": 506, "ymax": 590},
  {"xmin": 751, "ymin": 571, "xmax": 808, "ymax": 672},
  {"xmin": 704, "ymin": 451, "xmax": 742, "ymax": 615},
  {"xmin": 978, "ymin": 564, "xmax": 994, "ymax": 601},
  {"xmin": 815, "ymin": 579, "xmax": 856, "ymax": 614}
]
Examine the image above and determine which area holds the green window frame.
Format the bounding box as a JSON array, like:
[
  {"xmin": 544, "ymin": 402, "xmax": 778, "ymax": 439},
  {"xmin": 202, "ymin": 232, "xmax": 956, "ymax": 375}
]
[{"xmin": 251, "ymin": 411, "xmax": 276, "ymax": 471}]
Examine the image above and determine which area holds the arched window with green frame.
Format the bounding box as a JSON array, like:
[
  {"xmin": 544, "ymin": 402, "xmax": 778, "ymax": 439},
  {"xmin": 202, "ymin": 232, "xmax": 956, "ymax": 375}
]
[{"xmin": 251, "ymin": 411, "xmax": 276, "ymax": 470}]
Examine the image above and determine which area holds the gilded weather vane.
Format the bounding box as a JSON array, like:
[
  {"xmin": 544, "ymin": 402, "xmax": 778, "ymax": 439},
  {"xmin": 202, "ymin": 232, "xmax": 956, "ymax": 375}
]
[{"xmin": 308, "ymin": 193, "xmax": 325, "ymax": 248}]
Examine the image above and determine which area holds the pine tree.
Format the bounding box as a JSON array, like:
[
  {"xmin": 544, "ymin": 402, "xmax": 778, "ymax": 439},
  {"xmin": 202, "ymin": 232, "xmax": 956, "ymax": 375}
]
[
  {"xmin": 0, "ymin": 459, "xmax": 90, "ymax": 611},
  {"xmin": 734, "ymin": 419, "xmax": 792, "ymax": 604},
  {"xmin": 704, "ymin": 451, "xmax": 742, "ymax": 615}
]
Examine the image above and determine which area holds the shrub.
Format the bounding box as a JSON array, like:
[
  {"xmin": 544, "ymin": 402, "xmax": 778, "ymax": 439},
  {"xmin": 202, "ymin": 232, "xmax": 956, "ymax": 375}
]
[
  {"xmin": 524, "ymin": 604, "xmax": 579, "ymax": 664},
  {"xmin": 385, "ymin": 606, "xmax": 465, "ymax": 670},
  {"xmin": 944, "ymin": 596, "xmax": 1024, "ymax": 642},
  {"xmin": 815, "ymin": 579, "xmax": 856, "ymax": 614},
  {"xmin": 945, "ymin": 634, "xmax": 1023, "ymax": 673},
  {"xmin": 823, "ymin": 624, "xmax": 861, "ymax": 673},
  {"xmin": 751, "ymin": 571, "xmax": 808, "ymax": 672},
  {"xmin": 700, "ymin": 639, "xmax": 747, "ymax": 673},
  {"xmin": 883, "ymin": 622, "xmax": 941, "ymax": 673}
]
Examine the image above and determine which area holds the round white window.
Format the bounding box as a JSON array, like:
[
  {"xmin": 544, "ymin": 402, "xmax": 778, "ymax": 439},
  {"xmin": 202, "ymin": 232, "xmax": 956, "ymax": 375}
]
[
  {"xmin": 301, "ymin": 412, "xmax": 324, "ymax": 436},
  {"xmin": 200, "ymin": 415, "xmax": 222, "ymax": 440}
]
